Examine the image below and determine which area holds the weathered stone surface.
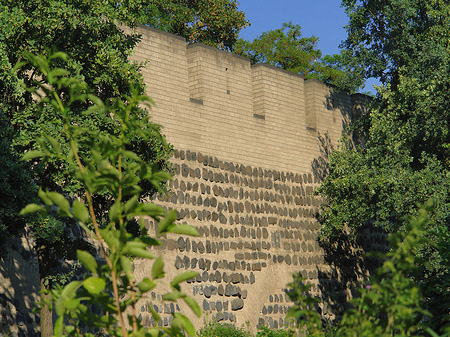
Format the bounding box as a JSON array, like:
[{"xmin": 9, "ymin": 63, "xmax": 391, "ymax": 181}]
[
  {"xmin": 225, "ymin": 284, "xmax": 232, "ymax": 296},
  {"xmin": 174, "ymin": 256, "xmax": 183, "ymax": 269},
  {"xmin": 217, "ymin": 284, "xmax": 224, "ymax": 296},
  {"xmin": 177, "ymin": 237, "xmax": 186, "ymax": 251},
  {"xmin": 231, "ymin": 298, "xmax": 244, "ymax": 311},
  {"xmin": 219, "ymin": 213, "xmax": 227, "ymax": 224}
]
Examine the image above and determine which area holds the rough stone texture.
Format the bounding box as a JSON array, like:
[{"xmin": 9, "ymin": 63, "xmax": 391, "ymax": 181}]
[
  {"xmin": 0, "ymin": 232, "xmax": 40, "ymax": 336},
  {"xmin": 126, "ymin": 27, "xmax": 365, "ymax": 331}
]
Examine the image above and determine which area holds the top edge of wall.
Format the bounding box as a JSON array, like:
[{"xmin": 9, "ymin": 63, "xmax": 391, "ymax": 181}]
[
  {"xmin": 351, "ymin": 92, "xmax": 373, "ymax": 100},
  {"xmin": 132, "ymin": 25, "xmax": 373, "ymax": 100},
  {"xmin": 187, "ymin": 43, "xmax": 250, "ymax": 63},
  {"xmin": 135, "ymin": 24, "xmax": 187, "ymax": 42},
  {"xmin": 251, "ymin": 63, "xmax": 305, "ymax": 79}
]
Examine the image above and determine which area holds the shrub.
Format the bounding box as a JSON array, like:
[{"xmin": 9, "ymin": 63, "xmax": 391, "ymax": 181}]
[
  {"xmin": 20, "ymin": 52, "xmax": 200, "ymax": 336},
  {"xmin": 198, "ymin": 321, "xmax": 253, "ymax": 337}
]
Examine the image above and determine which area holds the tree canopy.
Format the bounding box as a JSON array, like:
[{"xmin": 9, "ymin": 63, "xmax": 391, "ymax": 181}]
[
  {"xmin": 144, "ymin": 0, "xmax": 249, "ymax": 51},
  {"xmin": 0, "ymin": 1, "xmax": 173, "ymax": 334},
  {"xmin": 0, "ymin": 0, "xmax": 173, "ymax": 243},
  {"xmin": 234, "ymin": 22, "xmax": 365, "ymax": 93},
  {"xmin": 318, "ymin": 1, "xmax": 450, "ymax": 331}
]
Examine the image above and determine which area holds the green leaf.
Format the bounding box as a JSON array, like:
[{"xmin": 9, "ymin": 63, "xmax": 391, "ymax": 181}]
[
  {"xmin": 126, "ymin": 247, "xmax": 155, "ymax": 259},
  {"xmin": 171, "ymin": 271, "xmax": 198, "ymax": 288},
  {"xmin": 120, "ymin": 256, "xmax": 133, "ymax": 277},
  {"xmin": 64, "ymin": 298, "xmax": 80, "ymax": 311},
  {"xmin": 20, "ymin": 204, "xmax": 45, "ymax": 215},
  {"xmin": 72, "ymin": 199, "xmax": 89, "ymax": 223},
  {"xmin": 151, "ymin": 256, "xmax": 164, "ymax": 279},
  {"xmin": 101, "ymin": 229, "xmax": 120, "ymax": 251},
  {"xmin": 38, "ymin": 188, "xmax": 52, "ymax": 206},
  {"xmin": 173, "ymin": 313, "xmax": 196, "ymax": 336},
  {"xmin": 83, "ymin": 277, "xmax": 106, "ymax": 295},
  {"xmin": 157, "ymin": 209, "xmax": 177, "ymax": 235},
  {"xmin": 148, "ymin": 305, "xmax": 161, "ymax": 324},
  {"xmin": 124, "ymin": 195, "xmax": 139, "ymax": 214},
  {"xmin": 109, "ymin": 200, "xmax": 122, "ymax": 223},
  {"xmin": 168, "ymin": 224, "xmax": 200, "ymax": 237},
  {"xmin": 137, "ymin": 278, "xmax": 157, "ymax": 292},
  {"xmin": 140, "ymin": 203, "xmax": 165, "ymax": 217},
  {"xmin": 152, "ymin": 171, "xmax": 172, "ymax": 181},
  {"xmin": 162, "ymin": 291, "xmax": 183, "ymax": 301},
  {"xmin": 45, "ymin": 135, "xmax": 62, "ymax": 155},
  {"xmin": 21, "ymin": 150, "xmax": 44, "ymax": 161},
  {"xmin": 147, "ymin": 328, "xmax": 161, "ymax": 337},
  {"xmin": 77, "ymin": 250, "xmax": 98, "ymax": 274},
  {"xmin": 48, "ymin": 68, "xmax": 69, "ymax": 84},
  {"xmin": 122, "ymin": 150, "xmax": 141, "ymax": 162},
  {"xmin": 47, "ymin": 192, "xmax": 71, "ymax": 215},
  {"xmin": 130, "ymin": 330, "xmax": 145, "ymax": 337},
  {"xmin": 56, "ymin": 281, "xmax": 82, "ymax": 316},
  {"xmin": 49, "ymin": 51, "xmax": 69, "ymax": 61},
  {"xmin": 54, "ymin": 316, "xmax": 64, "ymax": 337},
  {"xmin": 61, "ymin": 281, "xmax": 82, "ymax": 299},
  {"xmin": 123, "ymin": 240, "xmax": 147, "ymax": 250},
  {"xmin": 183, "ymin": 296, "xmax": 201, "ymax": 317}
]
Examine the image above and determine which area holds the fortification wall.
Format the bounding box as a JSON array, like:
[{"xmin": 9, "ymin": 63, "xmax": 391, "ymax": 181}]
[
  {"xmin": 128, "ymin": 26, "xmax": 360, "ymax": 331},
  {"xmin": 0, "ymin": 26, "xmax": 364, "ymax": 336}
]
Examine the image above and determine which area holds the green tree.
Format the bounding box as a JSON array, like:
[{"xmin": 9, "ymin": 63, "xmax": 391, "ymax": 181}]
[
  {"xmin": 0, "ymin": 111, "xmax": 35, "ymax": 246},
  {"xmin": 144, "ymin": 0, "xmax": 249, "ymax": 51},
  {"xmin": 318, "ymin": 1, "xmax": 450, "ymax": 332},
  {"xmin": 234, "ymin": 22, "xmax": 365, "ymax": 93},
  {"xmin": 0, "ymin": 1, "xmax": 172, "ymax": 334}
]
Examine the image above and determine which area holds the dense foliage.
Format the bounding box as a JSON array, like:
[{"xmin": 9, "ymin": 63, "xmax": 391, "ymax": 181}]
[
  {"xmin": 0, "ymin": 1, "xmax": 173, "ymax": 334},
  {"xmin": 318, "ymin": 0, "xmax": 450, "ymax": 332},
  {"xmin": 0, "ymin": 111, "xmax": 35, "ymax": 245},
  {"xmin": 144, "ymin": 0, "xmax": 249, "ymax": 51},
  {"xmin": 0, "ymin": 0, "xmax": 171, "ymax": 244},
  {"xmin": 197, "ymin": 321, "xmax": 294, "ymax": 337},
  {"xmin": 234, "ymin": 23, "xmax": 365, "ymax": 93}
]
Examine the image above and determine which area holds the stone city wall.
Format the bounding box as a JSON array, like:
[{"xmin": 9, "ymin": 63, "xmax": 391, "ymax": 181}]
[
  {"xmin": 0, "ymin": 25, "xmax": 370, "ymax": 335},
  {"xmin": 127, "ymin": 26, "xmax": 366, "ymax": 331}
]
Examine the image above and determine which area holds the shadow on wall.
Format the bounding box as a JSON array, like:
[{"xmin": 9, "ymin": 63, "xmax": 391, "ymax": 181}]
[
  {"xmin": 0, "ymin": 232, "xmax": 40, "ymax": 336},
  {"xmin": 311, "ymin": 132, "xmax": 334, "ymax": 183},
  {"xmin": 309, "ymin": 90, "xmax": 385, "ymax": 322},
  {"xmin": 311, "ymin": 88, "xmax": 356, "ymax": 184}
]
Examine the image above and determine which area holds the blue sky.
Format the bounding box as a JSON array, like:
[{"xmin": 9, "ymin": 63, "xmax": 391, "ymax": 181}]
[{"xmin": 236, "ymin": 0, "xmax": 379, "ymax": 93}]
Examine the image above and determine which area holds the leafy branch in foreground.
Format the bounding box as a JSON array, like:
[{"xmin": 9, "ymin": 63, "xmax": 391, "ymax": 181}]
[{"xmin": 20, "ymin": 52, "xmax": 200, "ymax": 337}]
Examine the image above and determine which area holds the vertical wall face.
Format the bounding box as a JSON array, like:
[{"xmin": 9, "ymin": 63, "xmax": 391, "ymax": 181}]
[
  {"xmin": 0, "ymin": 233, "xmax": 40, "ymax": 336},
  {"xmin": 129, "ymin": 26, "xmax": 355, "ymax": 331}
]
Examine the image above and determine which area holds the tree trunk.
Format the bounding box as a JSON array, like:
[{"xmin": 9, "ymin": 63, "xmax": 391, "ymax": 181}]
[
  {"xmin": 38, "ymin": 245, "xmax": 53, "ymax": 337},
  {"xmin": 40, "ymin": 278, "xmax": 53, "ymax": 337}
]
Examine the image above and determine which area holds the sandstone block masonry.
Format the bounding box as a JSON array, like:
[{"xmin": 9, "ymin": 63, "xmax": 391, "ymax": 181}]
[{"xmin": 127, "ymin": 26, "xmax": 369, "ymax": 330}]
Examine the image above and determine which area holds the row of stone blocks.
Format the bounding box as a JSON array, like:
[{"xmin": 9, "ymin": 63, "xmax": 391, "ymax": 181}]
[
  {"xmin": 172, "ymin": 166, "xmax": 316, "ymax": 196},
  {"xmin": 162, "ymin": 194, "xmax": 320, "ymax": 220},
  {"xmin": 172, "ymin": 149, "xmax": 318, "ymax": 185},
  {"xmin": 167, "ymin": 177, "xmax": 320, "ymax": 207},
  {"xmin": 167, "ymin": 209, "xmax": 320, "ymax": 228},
  {"xmin": 171, "ymin": 171, "xmax": 315, "ymax": 197},
  {"xmin": 167, "ymin": 237, "xmax": 320, "ymax": 255}
]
